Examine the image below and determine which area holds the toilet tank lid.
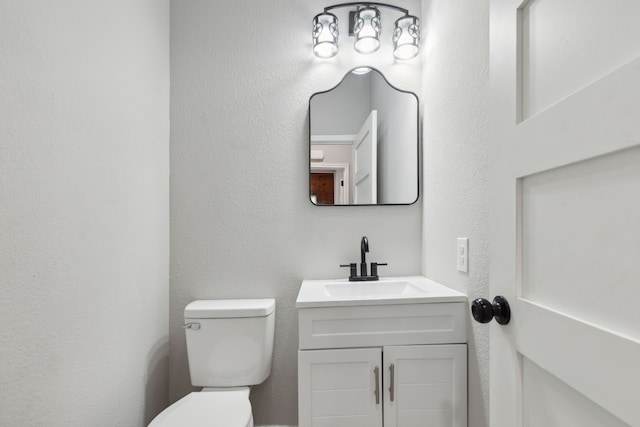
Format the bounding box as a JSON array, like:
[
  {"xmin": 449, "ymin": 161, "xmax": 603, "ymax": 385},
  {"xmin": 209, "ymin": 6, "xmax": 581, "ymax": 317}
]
[{"xmin": 184, "ymin": 299, "xmax": 275, "ymax": 318}]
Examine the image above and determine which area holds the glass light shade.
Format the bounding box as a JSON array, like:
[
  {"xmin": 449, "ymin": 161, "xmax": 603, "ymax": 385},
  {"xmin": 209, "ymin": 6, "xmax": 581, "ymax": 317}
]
[
  {"xmin": 353, "ymin": 6, "xmax": 381, "ymax": 54},
  {"xmin": 393, "ymin": 16, "xmax": 420, "ymax": 60},
  {"xmin": 351, "ymin": 67, "xmax": 372, "ymax": 75},
  {"xmin": 313, "ymin": 13, "xmax": 339, "ymax": 58}
]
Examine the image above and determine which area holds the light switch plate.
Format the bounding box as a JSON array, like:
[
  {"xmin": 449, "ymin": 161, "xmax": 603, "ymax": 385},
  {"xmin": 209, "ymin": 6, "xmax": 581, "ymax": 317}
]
[{"xmin": 457, "ymin": 238, "xmax": 469, "ymax": 272}]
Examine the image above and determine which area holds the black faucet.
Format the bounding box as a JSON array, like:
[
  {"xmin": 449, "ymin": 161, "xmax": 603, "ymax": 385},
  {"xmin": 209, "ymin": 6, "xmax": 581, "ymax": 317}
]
[
  {"xmin": 340, "ymin": 236, "xmax": 387, "ymax": 281},
  {"xmin": 360, "ymin": 236, "xmax": 369, "ymax": 277}
]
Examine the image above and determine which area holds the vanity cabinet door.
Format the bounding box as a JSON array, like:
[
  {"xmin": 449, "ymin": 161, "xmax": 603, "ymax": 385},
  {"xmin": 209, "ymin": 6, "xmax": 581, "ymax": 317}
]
[
  {"xmin": 298, "ymin": 348, "xmax": 383, "ymax": 427},
  {"xmin": 383, "ymin": 345, "xmax": 467, "ymax": 427}
]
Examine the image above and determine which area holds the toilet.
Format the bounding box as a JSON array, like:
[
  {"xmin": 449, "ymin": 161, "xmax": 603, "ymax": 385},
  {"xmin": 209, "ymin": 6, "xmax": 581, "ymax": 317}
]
[{"xmin": 149, "ymin": 298, "xmax": 276, "ymax": 427}]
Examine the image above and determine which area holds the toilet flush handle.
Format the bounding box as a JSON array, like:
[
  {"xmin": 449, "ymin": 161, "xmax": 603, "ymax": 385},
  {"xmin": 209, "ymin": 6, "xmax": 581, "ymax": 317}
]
[{"xmin": 183, "ymin": 323, "xmax": 200, "ymax": 330}]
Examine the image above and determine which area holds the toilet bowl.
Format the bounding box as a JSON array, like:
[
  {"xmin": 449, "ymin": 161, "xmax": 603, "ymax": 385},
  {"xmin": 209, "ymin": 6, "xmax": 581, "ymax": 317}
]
[
  {"xmin": 148, "ymin": 299, "xmax": 275, "ymax": 427},
  {"xmin": 149, "ymin": 388, "xmax": 253, "ymax": 427}
]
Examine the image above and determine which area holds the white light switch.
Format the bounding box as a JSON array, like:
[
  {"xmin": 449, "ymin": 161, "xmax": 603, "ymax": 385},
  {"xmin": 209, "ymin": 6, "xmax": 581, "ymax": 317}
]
[{"xmin": 457, "ymin": 238, "xmax": 469, "ymax": 272}]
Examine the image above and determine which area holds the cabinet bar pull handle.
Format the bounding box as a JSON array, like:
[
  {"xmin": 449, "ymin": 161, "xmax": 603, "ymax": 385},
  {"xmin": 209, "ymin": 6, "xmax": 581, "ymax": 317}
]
[
  {"xmin": 389, "ymin": 363, "xmax": 395, "ymax": 402},
  {"xmin": 374, "ymin": 366, "xmax": 380, "ymax": 404}
]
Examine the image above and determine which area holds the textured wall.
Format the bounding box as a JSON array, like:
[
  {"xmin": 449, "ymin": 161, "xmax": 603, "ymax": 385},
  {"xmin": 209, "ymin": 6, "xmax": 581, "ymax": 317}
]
[
  {"xmin": 169, "ymin": 0, "xmax": 422, "ymax": 425},
  {"xmin": 0, "ymin": 1, "xmax": 170, "ymax": 426},
  {"xmin": 421, "ymin": 1, "xmax": 490, "ymax": 426}
]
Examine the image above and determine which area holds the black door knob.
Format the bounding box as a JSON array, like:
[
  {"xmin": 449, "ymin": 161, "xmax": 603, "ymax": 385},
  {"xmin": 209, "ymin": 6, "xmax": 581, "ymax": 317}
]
[{"xmin": 471, "ymin": 296, "xmax": 511, "ymax": 325}]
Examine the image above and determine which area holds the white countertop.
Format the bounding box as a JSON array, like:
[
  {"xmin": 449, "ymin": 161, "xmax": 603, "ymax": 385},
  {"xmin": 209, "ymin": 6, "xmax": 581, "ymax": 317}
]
[{"xmin": 295, "ymin": 276, "xmax": 467, "ymax": 308}]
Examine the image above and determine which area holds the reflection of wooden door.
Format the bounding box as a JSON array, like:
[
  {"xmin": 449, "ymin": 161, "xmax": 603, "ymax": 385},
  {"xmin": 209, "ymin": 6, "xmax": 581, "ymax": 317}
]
[
  {"xmin": 491, "ymin": 1, "xmax": 640, "ymax": 426},
  {"xmin": 353, "ymin": 110, "xmax": 377, "ymax": 204},
  {"xmin": 310, "ymin": 173, "xmax": 334, "ymax": 205}
]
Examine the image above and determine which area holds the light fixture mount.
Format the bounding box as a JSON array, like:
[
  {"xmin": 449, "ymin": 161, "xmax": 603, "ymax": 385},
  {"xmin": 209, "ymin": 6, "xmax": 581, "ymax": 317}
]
[{"xmin": 312, "ymin": 2, "xmax": 420, "ymax": 60}]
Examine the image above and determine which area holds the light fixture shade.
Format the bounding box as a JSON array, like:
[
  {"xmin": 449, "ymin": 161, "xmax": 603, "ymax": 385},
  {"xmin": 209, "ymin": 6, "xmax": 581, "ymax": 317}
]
[
  {"xmin": 353, "ymin": 6, "xmax": 381, "ymax": 54},
  {"xmin": 393, "ymin": 15, "xmax": 420, "ymax": 60},
  {"xmin": 351, "ymin": 66, "xmax": 372, "ymax": 75},
  {"xmin": 313, "ymin": 13, "xmax": 339, "ymax": 58}
]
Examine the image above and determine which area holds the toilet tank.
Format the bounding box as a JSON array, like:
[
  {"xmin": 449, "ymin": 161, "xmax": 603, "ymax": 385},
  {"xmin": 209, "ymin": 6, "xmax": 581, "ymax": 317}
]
[{"xmin": 184, "ymin": 299, "xmax": 276, "ymax": 388}]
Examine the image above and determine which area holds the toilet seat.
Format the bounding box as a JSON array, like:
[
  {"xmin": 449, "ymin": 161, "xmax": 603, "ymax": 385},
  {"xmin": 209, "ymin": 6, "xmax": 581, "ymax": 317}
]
[{"xmin": 148, "ymin": 389, "xmax": 252, "ymax": 427}]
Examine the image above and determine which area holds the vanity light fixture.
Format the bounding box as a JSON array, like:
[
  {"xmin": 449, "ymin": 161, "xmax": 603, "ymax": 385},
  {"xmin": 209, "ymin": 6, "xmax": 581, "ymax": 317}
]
[
  {"xmin": 353, "ymin": 5, "xmax": 381, "ymax": 54},
  {"xmin": 312, "ymin": 2, "xmax": 420, "ymax": 60},
  {"xmin": 312, "ymin": 12, "xmax": 339, "ymax": 58}
]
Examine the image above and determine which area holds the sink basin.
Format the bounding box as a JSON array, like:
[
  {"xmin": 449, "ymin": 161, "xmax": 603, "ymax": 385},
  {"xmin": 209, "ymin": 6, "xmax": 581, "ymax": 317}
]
[
  {"xmin": 296, "ymin": 276, "xmax": 467, "ymax": 308},
  {"xmin": 323, "ymin": 280, "xmax": 423, "ymax": 299}
]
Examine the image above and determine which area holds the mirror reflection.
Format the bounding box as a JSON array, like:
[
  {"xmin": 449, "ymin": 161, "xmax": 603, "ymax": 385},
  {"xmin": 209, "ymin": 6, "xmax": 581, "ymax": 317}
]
[{"xmin": 309, "ymin": 67, "xmax": 419, "ymax": 205}]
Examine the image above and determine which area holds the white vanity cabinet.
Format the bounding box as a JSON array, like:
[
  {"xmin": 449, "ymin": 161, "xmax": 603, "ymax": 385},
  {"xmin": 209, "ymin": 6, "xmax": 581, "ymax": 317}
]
[
  {"xmin": 383, "ymin": 344, "xmax": 467, "ymax": 427},
  {"xmin": 298, "ymin": 344, "xmax": 467, "ymax": 427},
  {"xmin": 298, "ymin": 347, "xmax": 383, "ymax": 427},
  {"xmin": 296, "ymin": 277, "xmax": 468, "ymax": 427}
]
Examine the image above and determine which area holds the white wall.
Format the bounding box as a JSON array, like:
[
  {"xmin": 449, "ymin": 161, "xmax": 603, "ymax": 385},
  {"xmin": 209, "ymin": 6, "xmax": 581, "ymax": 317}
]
[
  {"xmin": 421, "ymin": 1, "xmax": 490, "ymax": 426},
  {"xmin": 0, "ymin": 1, "xmax": 170, "ymax": 426},
  {"xmin": 170, "ymin": 0, "xmax": 422, "ymax": 425},
  {"xmin": 309, "ymin": 72, "xmax": 371, "ymax": 135}
]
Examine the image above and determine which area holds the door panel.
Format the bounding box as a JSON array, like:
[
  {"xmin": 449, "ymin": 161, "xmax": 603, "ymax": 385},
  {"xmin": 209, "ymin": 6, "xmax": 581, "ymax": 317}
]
[
  {"xmin": 298, "ymin": 348, "xmax": 382, "ymax": 427},
  {"xmin": 522, "ymin": 357, "xmax": 628, "ymax": 427},
  {"xmin": 383, "ymin": 345, "xmax": 467, "ymax": 427},
  {"xmin": 353, "ymin": 110, "xmax": 377, "ymax": 204},
  {"xmin": 515, "ymin": 299, "xmax": 640, "ymax": 424},
  {"xmin": 520, "ymin": 148, "xmax": 640, "ymax": 340},
  {"xmin": 520, "ymin": 0, "xmax": 640, "ymax": 119},
  {"xmin": 490, "ymin": 0, "xmax": 640, "ymax": 426}
]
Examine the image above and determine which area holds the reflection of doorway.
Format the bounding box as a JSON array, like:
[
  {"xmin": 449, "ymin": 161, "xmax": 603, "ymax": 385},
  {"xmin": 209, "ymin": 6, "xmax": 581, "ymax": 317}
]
[
  {"xmin": 310, "ymin": 173, "xmax": 334, "ymax": 205},
  {"xmin": 310, "ymin": 110, "xmax": 376, "ymax": 205},
  {"xmin": 310, "ymin": 163, "xmax": 350, "ymax": 205}
]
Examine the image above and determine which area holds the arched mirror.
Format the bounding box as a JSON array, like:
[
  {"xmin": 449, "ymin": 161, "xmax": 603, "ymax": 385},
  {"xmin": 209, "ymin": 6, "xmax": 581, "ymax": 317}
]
[{"xmin": 309, "ymin": 67, "xmax": 419, "ymax": 206}]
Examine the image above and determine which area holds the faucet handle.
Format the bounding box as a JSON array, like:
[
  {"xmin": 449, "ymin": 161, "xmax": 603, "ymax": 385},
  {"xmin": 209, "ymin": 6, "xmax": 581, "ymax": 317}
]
[
  {"xmin": 370, "ymin": 262, "xmax": 387, "ymax": 278},
  {"xmin": 340, "ymin": 263, "xmax": 357, "ymax": 279}
]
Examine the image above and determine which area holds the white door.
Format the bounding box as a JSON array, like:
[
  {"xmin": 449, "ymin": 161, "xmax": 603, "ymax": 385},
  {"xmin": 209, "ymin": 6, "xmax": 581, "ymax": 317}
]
[
  {"xmin": 490, "ymin": 1, "xmax": 640, "ymax": 426},
  {"xmin": 353, "ymin": 110, "xmax": 377, "ymax": 204},
  {"xmin": 298, "ymin": 348, "xmax": 382, "ymax": 427},
  {"xmin": 383, "ymin": 345, "xmax": 467, "ymax": 427}
]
